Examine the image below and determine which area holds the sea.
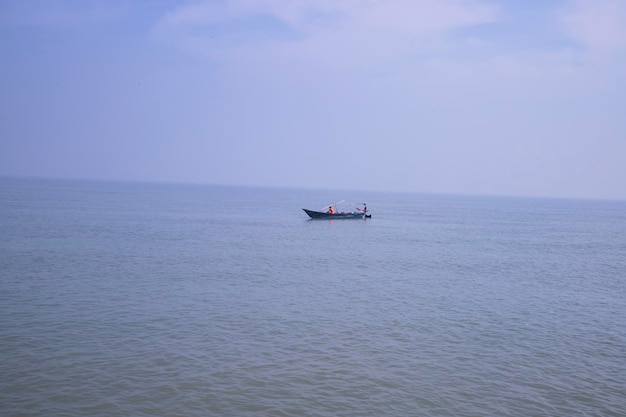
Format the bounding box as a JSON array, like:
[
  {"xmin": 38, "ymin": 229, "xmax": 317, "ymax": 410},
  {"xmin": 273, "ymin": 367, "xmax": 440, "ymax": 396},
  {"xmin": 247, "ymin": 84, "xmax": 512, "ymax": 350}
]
[{"xmin": 1, "ymin": 177, "xmax": 625, "ymax": 417}]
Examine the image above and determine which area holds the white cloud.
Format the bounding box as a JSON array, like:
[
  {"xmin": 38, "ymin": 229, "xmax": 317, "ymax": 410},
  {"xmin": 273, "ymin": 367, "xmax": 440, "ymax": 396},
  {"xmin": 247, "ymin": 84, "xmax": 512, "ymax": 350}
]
[
  {"xmin": 150, "ymin": 0, "xmax": 625, "ymax": 199},
  {"xmin": 156, "ymin": 0, "xmax": 498, "ymax": 36},
  {"xmin": 153, "ymin": 0, "xmax": 500, "ymax": 67},
  {"xmin": 560, "ymin": 0, "xmax": 626, "ymax": 52}
]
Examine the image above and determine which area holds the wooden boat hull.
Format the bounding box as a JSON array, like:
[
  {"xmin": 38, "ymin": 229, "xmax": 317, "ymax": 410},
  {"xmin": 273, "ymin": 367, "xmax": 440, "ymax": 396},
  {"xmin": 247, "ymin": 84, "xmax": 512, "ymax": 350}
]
[{"xmin": 302, "ymin": 208, "xmax": 366, "ymax": 219}]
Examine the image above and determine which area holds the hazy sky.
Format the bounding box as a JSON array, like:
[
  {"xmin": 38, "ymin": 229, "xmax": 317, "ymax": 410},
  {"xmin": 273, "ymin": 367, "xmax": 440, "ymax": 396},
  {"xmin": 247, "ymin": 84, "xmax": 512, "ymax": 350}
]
[{"xmin": 1, "ymin": 0, "xmax": 625, "ymax": 199}]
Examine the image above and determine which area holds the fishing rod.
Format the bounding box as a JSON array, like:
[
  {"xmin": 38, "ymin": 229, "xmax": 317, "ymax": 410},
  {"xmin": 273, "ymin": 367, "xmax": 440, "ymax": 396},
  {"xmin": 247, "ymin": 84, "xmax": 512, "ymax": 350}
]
[{"xmin": 318, "ymin": 200, "xmax": 345, "ymax": 211}]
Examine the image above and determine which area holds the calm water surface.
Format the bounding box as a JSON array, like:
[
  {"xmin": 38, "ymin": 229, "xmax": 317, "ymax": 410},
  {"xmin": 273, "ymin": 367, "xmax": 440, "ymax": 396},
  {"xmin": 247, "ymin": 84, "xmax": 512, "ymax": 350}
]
[{"xmin": 1, "ymin": 178, "xmax": 625, "ymax": 416}]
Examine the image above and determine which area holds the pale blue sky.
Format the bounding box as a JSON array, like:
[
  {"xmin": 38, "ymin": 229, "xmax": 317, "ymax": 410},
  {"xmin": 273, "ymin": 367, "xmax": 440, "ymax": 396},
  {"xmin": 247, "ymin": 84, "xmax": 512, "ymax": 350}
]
[{"xmin": 1, "ymin": 0, "xmax": 625, "ymax": 199}]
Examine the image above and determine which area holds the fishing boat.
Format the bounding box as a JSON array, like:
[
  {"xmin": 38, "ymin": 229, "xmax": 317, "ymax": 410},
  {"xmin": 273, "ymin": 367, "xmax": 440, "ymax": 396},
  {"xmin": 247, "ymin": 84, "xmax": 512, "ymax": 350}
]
[{"xmin": 302, "ymin": 201, "xmax": 370, "ymax": 219}]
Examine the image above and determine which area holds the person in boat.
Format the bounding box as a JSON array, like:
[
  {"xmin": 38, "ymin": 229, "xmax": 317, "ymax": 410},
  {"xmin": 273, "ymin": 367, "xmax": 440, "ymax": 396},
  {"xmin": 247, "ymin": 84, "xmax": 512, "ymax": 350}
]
[
  {"xmin": 327, "ymin": 205, "xmax": 335, "ymax": 214},
  {"xmin": 357, "ymin": 204, "xmax": 367, "ymax": 213}
]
